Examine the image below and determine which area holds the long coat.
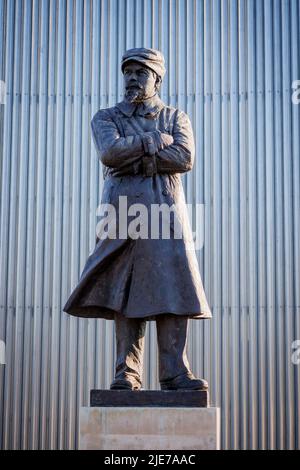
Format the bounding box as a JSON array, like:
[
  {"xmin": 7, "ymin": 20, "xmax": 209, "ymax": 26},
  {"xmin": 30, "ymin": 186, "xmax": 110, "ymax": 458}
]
[{"xmin": 63, "ymin": 94, "xmax": 212, "ymax": 320}]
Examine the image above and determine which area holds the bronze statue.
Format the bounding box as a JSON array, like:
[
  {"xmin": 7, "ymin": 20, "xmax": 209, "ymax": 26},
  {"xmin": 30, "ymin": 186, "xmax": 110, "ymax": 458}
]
[{"xmin": 63, "ymin": 48, "xmax": 212, "ymax": 391}]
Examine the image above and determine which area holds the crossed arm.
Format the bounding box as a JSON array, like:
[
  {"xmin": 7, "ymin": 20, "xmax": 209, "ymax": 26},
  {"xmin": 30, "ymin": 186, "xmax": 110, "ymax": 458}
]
[{"xmin": 90, "ymin": 108, "xmax": 195, "ymax": 176}]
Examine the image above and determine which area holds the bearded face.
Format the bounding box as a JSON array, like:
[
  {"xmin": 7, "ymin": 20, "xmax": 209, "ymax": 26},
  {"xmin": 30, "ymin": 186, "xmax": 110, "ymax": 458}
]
[{"xmin": 123, "ymin": 61, "xmax": 160, "ymax": 103}]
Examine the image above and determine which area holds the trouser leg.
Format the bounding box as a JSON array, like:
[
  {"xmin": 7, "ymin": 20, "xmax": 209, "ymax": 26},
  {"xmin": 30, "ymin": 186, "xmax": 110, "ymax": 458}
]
[
  {"xmin": 156, "ymin": 314, "xmax": 208, "ymax": 390},
  {"xmin": 156, "ymin": 314, "xmax": 191, "ymax": 382},
  {"xmin": 110, "ymin": 314, "xmax": 146, "ymax": 390}
]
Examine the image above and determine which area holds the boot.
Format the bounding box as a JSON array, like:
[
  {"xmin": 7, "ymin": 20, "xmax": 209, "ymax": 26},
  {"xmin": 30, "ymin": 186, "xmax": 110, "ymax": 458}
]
[
  {"xmin": 156, "ymin": 314, "xmax": 208, "ymax": 391},
  {"xmin": 110, "ymin": 314, "xmax": 146, "ymax": 390}
]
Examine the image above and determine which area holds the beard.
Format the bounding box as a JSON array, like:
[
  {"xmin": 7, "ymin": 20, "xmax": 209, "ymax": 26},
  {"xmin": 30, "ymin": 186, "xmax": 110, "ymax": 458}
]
[{"xmin": 124, "ymin": 86, "xmax": 148, "ymax": 103}]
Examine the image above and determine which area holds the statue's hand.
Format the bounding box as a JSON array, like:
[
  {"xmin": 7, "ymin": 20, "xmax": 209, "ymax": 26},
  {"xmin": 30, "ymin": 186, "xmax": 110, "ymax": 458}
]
[
  {"xmin": 142, "ymin": 131, "xmax": 174, "ymax": 155},
  {"xmin": 140, "ymin": 131, "xmax": 175, "ymax": 177},
  {"xmin": 159, "ymin": 132, "xmax": 174, "ymax": 149}
]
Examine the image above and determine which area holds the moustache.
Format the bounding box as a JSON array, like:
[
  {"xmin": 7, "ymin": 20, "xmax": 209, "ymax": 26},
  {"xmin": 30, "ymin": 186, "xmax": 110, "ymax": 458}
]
[{"xmin": 126, "ymin": 84, "xmax": 143, "ymax": 89}]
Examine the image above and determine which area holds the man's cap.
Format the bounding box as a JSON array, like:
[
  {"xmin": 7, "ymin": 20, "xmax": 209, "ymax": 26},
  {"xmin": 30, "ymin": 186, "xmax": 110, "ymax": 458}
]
[{"xmin": 121, "ymin": 47, "xmax": 166, "ymax": 79}]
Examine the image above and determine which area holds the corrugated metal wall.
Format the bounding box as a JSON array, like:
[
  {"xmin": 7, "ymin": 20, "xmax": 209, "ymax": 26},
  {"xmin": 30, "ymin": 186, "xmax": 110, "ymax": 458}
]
[{"xmin": 0, "ymin": 0, "xmax": 299, "ymax": 450}]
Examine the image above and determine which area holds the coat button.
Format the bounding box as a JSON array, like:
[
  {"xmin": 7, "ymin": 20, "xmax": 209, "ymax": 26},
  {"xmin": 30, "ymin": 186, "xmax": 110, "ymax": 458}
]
[{"xmin": 162, "ymin": 189, "xmax": 168, "ymax": 196}]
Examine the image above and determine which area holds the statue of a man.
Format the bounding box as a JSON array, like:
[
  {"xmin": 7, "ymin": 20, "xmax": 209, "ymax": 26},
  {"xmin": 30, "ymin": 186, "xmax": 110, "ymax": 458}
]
[{"xmin": 63, "ymin": 48, "xmax": 212, "ymax": 391}]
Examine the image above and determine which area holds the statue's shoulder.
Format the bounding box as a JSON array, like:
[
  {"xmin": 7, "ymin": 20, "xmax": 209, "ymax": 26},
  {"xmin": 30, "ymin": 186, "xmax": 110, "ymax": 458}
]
[
  {"xmin": 91, "ymin": 106, "xmax": 120, "ymax": 124},
  {"xmin": 160, "ymin": 104, "xmax": 190, "ymax": 129},
  {"xmin": 162, "ymin": 103, "xmax": 177, "ymax": 112},
  {"xmin": 161, "ymin": 103, "xmax": 188, "ymax": 118}
]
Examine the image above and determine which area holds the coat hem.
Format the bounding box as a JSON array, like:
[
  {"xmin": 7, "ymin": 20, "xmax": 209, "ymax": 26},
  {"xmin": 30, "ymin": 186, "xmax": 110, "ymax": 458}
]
[{"xmin": 63, "ymin": 303, "xmax": 212, "ymax": 320}]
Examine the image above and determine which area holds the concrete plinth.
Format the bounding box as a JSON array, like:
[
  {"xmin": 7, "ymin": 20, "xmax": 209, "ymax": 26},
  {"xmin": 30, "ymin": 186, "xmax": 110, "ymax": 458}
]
[
  {"xmin": 79, "ymin": 407, "xmax": 220, "ymax": 450},
  {"xmin": 90, "ymin": 389, "xmax": 209, "ymax": 407}
]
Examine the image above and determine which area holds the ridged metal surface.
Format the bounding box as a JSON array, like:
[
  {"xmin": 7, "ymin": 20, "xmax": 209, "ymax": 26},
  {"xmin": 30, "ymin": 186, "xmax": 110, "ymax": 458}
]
[{"xmin": 0, "ymin": 0, "xmax": 299, "ymax": 450}]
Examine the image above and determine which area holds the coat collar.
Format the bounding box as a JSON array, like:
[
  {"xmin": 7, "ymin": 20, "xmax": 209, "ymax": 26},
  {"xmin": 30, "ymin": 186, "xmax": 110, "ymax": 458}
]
[{"xmin": 116, "ymin": 94, "xmax": 165, "ymax": 118}]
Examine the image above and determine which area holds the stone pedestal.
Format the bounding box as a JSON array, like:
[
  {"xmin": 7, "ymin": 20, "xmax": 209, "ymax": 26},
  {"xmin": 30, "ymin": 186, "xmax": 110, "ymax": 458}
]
[
  {"xmin": 90, "ymin": 389, "xmax": 209, "ymax": 407},
  {"xmin": 79, "ymin": 392, "xmax": 220, "ymax": 450}
]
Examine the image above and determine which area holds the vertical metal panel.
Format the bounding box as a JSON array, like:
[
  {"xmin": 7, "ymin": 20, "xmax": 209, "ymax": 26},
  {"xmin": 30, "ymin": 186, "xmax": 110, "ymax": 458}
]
[
  {"xmin": 220, "ymin": 0, "xmax": 230, "ymax": 449},
  {"xmin": 0, "ymin": 0, "xmax": 299, "ymax": 450},
  {"xmin": 247, "ymin": 0, "xmax": 259, "ymax": 449},
  {"xmin": 291, "ymin": 0, "xmax": 300, "ymax": 452},
  {"xmin": 273, "ymin": 0, "xmax": 285, "ymax": 450}
]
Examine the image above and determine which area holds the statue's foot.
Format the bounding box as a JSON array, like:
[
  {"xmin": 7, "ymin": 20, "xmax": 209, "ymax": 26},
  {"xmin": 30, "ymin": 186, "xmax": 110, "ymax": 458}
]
[
  {"xmin": 110, "ymin": 377, "xmax": 141, "ymax": 391},
  {"xmin": 160, "ymin": 373, "xmax": 208, "ymax": 391}
]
